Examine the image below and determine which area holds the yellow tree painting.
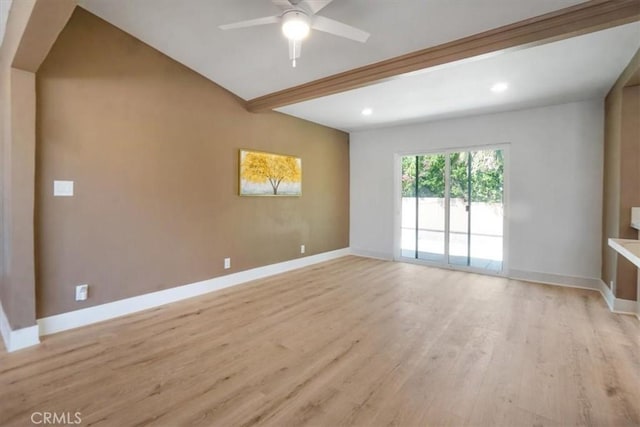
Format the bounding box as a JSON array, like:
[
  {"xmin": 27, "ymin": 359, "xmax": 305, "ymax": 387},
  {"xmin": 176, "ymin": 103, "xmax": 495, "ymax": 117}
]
[{"xmin": 239, "ymin": 150, "xmax": 302, "ymax": 196}]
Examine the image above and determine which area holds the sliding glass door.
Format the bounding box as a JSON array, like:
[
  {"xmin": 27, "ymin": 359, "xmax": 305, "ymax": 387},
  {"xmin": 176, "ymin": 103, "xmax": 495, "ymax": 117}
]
[
  {"xmin": 400, "ymin": 148, "xmax": 504, "ymax": 272},
  {"xmin": 400, "ymin": 154, "xmax": 446, "ymax": 262},
  {"xmin": 448, "ymin": 151, "xmax": 470, "ymax": 267}
]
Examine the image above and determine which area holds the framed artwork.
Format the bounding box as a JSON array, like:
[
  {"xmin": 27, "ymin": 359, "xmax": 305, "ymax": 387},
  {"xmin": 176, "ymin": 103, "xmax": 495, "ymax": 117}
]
[{"xmin": 239, "ymin": 149, "xmax": 302, "ymax": 196}]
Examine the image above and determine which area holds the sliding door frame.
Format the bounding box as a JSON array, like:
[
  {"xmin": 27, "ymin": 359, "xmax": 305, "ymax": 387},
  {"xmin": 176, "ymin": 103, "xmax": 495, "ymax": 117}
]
[{"xmin": 393, "ymin": 143, "xmax": 510, "ymax": 277}]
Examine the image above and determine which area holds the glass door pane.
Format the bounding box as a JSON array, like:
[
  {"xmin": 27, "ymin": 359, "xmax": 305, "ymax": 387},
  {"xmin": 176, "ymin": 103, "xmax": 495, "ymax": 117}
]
[
  {"xmin": 400, "ymin": 156, "xmax": 417, "ymax": 258},
  {"xmin": 448, "ymin": 152, "xmax": 470, "ymax": 266},
  {"xmin": 417, "ymin": 154, "xmax": 446, "ymax": 262},
  {"xmin": 469, "ymin": 149, "xmax": 504, "ymax": 271}
]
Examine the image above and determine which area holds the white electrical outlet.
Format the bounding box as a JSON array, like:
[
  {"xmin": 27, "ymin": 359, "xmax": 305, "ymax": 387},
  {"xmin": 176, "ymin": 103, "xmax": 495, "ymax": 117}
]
[
  {"xmin": 300, "ymin": 245, "xmax": 305, "ymax": 254},
  {"xmin": 75, "ymin": 284, "xmax": 88, "ymax": 301},
  {"xmin": 224, "ymin": 258, "xmax": 231, "ymax": 269}
]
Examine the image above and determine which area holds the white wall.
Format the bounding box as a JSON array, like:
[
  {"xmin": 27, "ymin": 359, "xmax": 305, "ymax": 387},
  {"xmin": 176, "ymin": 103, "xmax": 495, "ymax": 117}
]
[{"xmin": 350, "ymin": 100, "xmax": 604, "ymax": 285}]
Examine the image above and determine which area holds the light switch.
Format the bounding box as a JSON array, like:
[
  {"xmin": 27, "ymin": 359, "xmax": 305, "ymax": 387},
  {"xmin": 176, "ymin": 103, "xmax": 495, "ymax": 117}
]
[{"xmin": 54, "ymin": 180, "xmax": 74, "ymax": 197}]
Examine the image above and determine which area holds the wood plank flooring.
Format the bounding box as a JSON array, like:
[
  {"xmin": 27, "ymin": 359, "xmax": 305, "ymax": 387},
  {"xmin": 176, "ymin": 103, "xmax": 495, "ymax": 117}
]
[{"xmin": 1, "ymin": 256, "xmax": 638, "ymax": 426}]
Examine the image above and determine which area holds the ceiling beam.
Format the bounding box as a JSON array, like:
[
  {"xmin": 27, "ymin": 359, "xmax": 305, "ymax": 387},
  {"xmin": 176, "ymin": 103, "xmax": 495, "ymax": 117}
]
[{"xmin": 247, "ymin": 0, "xmax": 640, "ymax": 112}]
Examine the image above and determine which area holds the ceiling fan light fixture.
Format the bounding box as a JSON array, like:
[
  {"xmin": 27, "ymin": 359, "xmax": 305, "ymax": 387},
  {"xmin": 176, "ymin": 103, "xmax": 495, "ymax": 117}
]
[{"xmin": 282, "ymin": 11, "xmax": 311, "ymax": 41}]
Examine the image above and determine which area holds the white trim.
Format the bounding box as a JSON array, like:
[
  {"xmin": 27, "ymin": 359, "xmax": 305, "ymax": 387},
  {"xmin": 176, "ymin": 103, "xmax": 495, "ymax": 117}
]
[
  {"xmin": 501, "ymin": 146, "xmax": 510, "ymax": 272},
  {"xmin": 38, "ymin": 248, "xmax": 351, "ymax": 336},
  {"xmin": 400, "ymin": 255, "xmax": 504, "ymax": 277},
  {"xmin": 393, "ymin": 152, "xmax": 402, "ymax": 261},
  {"xmin": 368, "ymin": 253, "xmax": 598, "ymax": 289},
  {"xmin": 600, "ymin": 279, "xmax": 616, "ymax": 311},
  {"xmin": 508, "ymin": 269, "xmax": 601, "ymax": 291},
  {"xmin": 444, "ymin": 152, "xmax": 451, "ymax": 264},
  {"xmin": 599, "ymin": 280, "xmax": 638, "ymax": 316},
  {"xmin": 351, "ymin": 247, "xmax": 393, "ymax": 261},
  {"xmin": 0, "ymin": 301, "xmax": 40, "ymax": 352},
  {"xmin": 7, "ymin": 325, "xmax": 40, "ymax": 352},
  {"xmin": 0, "ymin": 301, "xmax": 10, "ymax": 349}
]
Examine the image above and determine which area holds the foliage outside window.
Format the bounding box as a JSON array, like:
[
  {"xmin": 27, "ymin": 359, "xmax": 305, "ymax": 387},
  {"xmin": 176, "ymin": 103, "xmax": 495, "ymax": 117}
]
[{"xmin": 401, "ymin": 151, "xmax": 503, "ymax": 203}]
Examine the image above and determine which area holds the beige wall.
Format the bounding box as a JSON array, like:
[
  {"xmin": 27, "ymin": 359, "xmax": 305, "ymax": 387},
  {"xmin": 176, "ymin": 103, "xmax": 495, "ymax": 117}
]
[
  {"xmin": 0, "ymin": 0, "xmax": 75, "ymax": 329},
  {"xmin": 602, "ymin": 48, "xmax": 640, "ymax": 301},
  {"xmin": 35, "ymin": 8, "xmax": 349, "ymax": 318},
  {"xmin": 602, "ymin": 91, "xmax": 621, "ymax": 292},
  {"xmin": 4, "ymin": 68, "xmax": 37, "ymax": 327},
  {"xmin": 616, "ymin": 85, "xmax": 640, "ymax": 299}
]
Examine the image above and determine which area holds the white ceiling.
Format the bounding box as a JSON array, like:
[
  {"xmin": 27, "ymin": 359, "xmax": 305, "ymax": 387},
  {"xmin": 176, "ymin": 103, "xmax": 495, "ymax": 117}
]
[
  {"xmin": 79, "ymin": 0, "xmax": 589, "ymax": 100},
  {"xmin": 77, "ymin": 0, "xmax": 639, "ymax": 132},
  {"xmin": 0, "ymin": 0, "xmax": 13, "ymax": 48},
  {"xmin": 278, "ymin": 22, "xmax": 640, "ymax": 131}
]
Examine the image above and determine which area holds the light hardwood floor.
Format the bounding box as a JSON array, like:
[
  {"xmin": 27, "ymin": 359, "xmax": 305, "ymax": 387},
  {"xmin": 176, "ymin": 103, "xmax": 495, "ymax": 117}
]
[{"xmin": 1, "ymin": 256, "xmax": 639, "ymax": 426}]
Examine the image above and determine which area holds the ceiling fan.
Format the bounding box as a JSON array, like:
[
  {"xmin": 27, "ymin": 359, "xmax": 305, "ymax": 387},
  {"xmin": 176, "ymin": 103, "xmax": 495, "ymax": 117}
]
[{"xmin": 219, "ymin": 0, "xmax": 370, "ymax": 68}]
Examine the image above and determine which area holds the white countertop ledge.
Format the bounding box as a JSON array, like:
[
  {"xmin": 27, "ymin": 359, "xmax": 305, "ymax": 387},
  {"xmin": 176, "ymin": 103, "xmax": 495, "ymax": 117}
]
[
  {"xmin": 631, "ymin": 222, "xmax": 640, "ymax": 231},
  {"xmin": 609, "ymin": 238, "xmax": 640, "ymax": 269}
]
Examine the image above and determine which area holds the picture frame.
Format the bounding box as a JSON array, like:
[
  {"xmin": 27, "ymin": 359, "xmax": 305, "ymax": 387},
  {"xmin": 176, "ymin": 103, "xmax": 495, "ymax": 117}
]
[{"xmin": 239, "ymin": 149, "xmax": 302, "ymax": 196}]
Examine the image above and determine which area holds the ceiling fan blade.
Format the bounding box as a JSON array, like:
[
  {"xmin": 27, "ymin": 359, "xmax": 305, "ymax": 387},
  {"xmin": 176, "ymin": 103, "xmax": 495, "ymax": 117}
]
[
  {"xmin": 219, "ymin": 15, "xmax": 280, "ymax": 30},
  {"xmin": 272, "ymin": 0, "xmax": 294, "ymax": 11},
  {"xmin": 311, "ymin": 15, "xmax": 370, "ymax": 43},
  {"xmin": 300, "ymin": 0, "xmax": 333, "ymax": 14}
]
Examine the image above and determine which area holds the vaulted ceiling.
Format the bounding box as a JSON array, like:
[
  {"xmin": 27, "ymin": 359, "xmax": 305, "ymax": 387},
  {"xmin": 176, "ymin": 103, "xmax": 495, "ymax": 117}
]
[{"xmin": 78, "ymin": 0, "xmax": 640, "ymax": 130}]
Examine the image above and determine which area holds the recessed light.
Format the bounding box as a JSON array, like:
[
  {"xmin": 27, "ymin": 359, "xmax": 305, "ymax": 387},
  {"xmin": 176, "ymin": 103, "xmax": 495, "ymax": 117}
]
[
  {"xmin": 361, "ymin": 108, "xmax": 373, "ymax": 116},
  {"xmin": 491, "ymin": 82, "xmax": 509, "ymax": 93}
]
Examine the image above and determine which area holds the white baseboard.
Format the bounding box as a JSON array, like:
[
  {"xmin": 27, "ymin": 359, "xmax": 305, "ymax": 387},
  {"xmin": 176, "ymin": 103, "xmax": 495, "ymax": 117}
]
[
  {"xmin": 0, "ymin": 301, "xmax": 40, "ymax": 352},
  {"xmin": 510, "ymin": 272, "xmax": 638, "ymax": 318},
  {"xmin": 29, "ymin": 248, "xmax": 640, "ymax": 341},
  {"xmin": 350, "ymin": 248, "xmax": 393, "ymax": 261},
  {"xmin": 599, "ymin": 280, "xmax": 638, "ymax": 317},
  {"xmin": 38, "ymin": 248, "xmax": 352, "ymax": 336},
  {"xmin": 507, "ymin": 269, "xmax": 601, "ymax": 291}
]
